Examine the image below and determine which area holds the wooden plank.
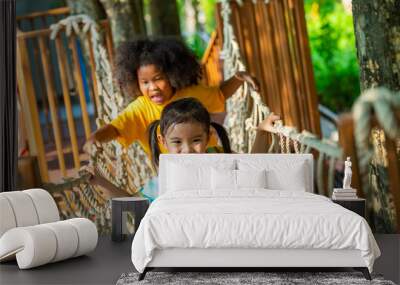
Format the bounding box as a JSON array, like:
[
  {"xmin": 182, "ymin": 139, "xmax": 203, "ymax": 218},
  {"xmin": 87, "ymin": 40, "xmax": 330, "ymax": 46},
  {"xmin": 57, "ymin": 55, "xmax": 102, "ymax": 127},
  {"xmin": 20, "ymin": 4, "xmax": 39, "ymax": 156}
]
[
  {"xmin": 268, "ymin": 1, "xmax": 295, "ymax": 128},
  {"xmin": 201, "ymin": 31, "xmax": 218, "ymax": 65},
  {"xmin": 256, "ymin": 2, "xmax": 282, "ymax": 115},
  {"xmin": 292, "ymin": 0, "xmax": 313, "ymax": 131},
  {"xmin": 269, "ymin": 3, "xmax": 285, "ymax": 117},
  {"xmin": 18, "ymin": 27, "xmax": 52, "ymax": 39},
  {"xmin": 17, "ymin": 37, "xmax": 49, "ymax": 182},
  {"xmin": 104, "ymin": 22, "xmax": 114, "ymax": 67},
  {"xmin": 290, "ymin": 1, "xmax": 313, "ymax": 132},
  {"xmin": 69, "ymin": 34, "xmax": 92, "ymax": 139},
  {"xmin": 87, "ymin": 30, "xmax": 101, "ymax": 117},
  {"xmin": 28, "ymin": 26, "xmax": 53, "ymax": 143},
  {"xmin": 203, "ymin": 41, "xmax": 222, "ymax": 87},
  {"xmin": 61, "ymin": 34, "xmax": 76, "ymax": 96},
  {"xmin": 230, "ymin": 1, "xmax": 245, "ymax": 64},
  {"xmin": 215, "ymin": 4, "xmax": 224, "ymax": 71},
  {"xmin": 38, "ymin": 36, "xmax": 67, "ymax": 176},
  {"xmin": 284, "ymin": 0, "xmax": 309, "ymax": 131},
  {"xmin": 292, "ymin": 0, "xmax": 321, "ymax": 136},
  {"xmin": 16, "ymin": 7, "xmax": 70, "ymax": 21},
  {"xmin": 241, "ymin": 1, "xmax": 264, "ymax": 88},
  {"xmin": 212, "ymin": 44, "xmax": 223, "ymax": 85},
  {"xmin": 247, "ymin": 1, "xmax": 268, "ymax": 103},
  {"xmin": 273, "ymin": 1, "xmax": 301, "ymax": 130},
  {"xmin": 55, "ymin": 35, "xmax": 81, "ymax": 170},
  {"xmin": 18, "ymin": 19, "xmax": 110, "ymax": 40}
]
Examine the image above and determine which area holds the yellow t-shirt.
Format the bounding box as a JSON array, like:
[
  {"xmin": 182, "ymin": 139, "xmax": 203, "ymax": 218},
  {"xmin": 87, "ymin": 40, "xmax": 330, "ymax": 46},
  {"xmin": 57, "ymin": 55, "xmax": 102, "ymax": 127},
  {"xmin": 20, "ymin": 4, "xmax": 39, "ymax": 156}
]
[{"xmin": 110, "ymin": 85, "xmax": 225, "ymax": 154}]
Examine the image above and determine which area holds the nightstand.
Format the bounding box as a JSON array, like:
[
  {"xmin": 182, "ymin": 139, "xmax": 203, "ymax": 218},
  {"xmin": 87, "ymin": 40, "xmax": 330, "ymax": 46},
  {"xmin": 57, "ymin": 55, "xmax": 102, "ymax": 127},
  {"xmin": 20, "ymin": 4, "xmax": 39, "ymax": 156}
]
[
  {"xmin": 332, "ymin": 198, "xmax": 366, "ymax": 218},
  {"xmin": 111, "ymin": 197, "xmax": 149, "ymax": 242}
]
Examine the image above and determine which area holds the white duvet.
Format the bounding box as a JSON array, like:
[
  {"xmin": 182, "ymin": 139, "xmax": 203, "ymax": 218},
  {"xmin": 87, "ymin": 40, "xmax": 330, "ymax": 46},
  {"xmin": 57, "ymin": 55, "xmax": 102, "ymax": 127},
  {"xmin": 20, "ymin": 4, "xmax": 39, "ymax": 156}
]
[{"xmin": 131, "ymin": 190, "xmax": 380, "ymax": 273}]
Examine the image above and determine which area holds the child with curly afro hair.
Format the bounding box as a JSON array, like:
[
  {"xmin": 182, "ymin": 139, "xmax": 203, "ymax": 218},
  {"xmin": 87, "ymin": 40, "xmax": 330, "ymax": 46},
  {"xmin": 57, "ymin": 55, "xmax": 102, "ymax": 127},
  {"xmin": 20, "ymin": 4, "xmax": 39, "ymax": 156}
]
[{"xmin": 84, "ymin": 38, "xmax": 259, "ymax": 156}]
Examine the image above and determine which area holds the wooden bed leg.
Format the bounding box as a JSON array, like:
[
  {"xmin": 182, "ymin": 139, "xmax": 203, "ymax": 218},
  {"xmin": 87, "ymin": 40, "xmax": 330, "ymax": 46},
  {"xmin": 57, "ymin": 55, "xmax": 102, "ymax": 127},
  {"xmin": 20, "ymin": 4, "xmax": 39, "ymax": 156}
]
[
  {"xmin": 354, "ymin": 267, "xmax": 371, "ymax": 280},
  {"xmin": 138, "ymin": 268, "xmax": 148, "ymax": 281}
]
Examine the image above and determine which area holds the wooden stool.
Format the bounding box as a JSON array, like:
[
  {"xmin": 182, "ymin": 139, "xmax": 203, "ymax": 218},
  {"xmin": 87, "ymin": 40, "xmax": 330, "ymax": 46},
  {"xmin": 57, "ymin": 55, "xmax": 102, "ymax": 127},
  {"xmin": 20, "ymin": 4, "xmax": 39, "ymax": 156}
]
[{"xmin": 111, "ymin": 197, "xmax": 149, "ymax": 242}]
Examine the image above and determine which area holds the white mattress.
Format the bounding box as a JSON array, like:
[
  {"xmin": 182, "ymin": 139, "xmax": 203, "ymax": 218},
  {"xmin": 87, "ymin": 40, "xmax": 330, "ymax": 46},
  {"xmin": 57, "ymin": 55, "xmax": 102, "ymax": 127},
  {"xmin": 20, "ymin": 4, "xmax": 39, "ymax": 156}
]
[{"xmin": 131, "ymin": 190, "xmax": 380, "ymax": 273}]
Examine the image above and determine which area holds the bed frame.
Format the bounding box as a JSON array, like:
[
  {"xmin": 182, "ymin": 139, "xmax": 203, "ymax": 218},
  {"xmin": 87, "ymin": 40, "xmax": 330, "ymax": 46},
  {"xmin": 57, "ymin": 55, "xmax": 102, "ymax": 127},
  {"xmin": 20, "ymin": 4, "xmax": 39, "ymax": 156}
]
[
  {"xmin": 139, "ymin": 249, "xmax": 371, "ymax": 280},
  {"xmin": 138, "ymin": 154, "xmax": 372, "ymax": 281}
]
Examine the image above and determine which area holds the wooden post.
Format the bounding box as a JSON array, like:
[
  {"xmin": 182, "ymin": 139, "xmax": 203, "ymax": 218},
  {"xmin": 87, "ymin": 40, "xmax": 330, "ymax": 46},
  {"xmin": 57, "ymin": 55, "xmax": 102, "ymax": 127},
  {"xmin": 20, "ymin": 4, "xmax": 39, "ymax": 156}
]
[
  {"xmin": 29, "ymin": 18, "xmax": 53, "ymax": 143},
  {"xmin": 69, "ymin": 33, "xmax": 92, "ymax": 140},
  {"xmin": 284, "ymin": 0, "xmax": 309, "ymax": 131},
  {"xmin": 55, "ymin": 35, "xmax": 81, "ymax": 170},
  {"xmin": 104, "ymin": 22, "xmax": 114, "ymax": 67},
  {"xmin": 16, "ymin": 36, "xmax": 49, "ymax": 182},
  {"xmin": 257, "ymin": 2, "xmax": 282, "ymax": 116},
  {"xmin": 87, "ymin": 30, "xmax": 101, "ymax": 114},
  {"xmin": 293, "ymin": 0, "xmax": 321, "ymax": 136},
  {"xmin": 38, "ymin": 36, "xmax": 67, "ymax": 176}
]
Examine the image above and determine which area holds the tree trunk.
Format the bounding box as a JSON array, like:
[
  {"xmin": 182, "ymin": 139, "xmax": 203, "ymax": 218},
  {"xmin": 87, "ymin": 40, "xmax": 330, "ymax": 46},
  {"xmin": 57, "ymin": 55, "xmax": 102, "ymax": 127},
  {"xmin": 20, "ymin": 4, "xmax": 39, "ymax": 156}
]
[
  {"xmin": 66, "ymin": 0, "xmax": 106, "ymax": 21},
  {"xmin": 352, "ymin": 0, "xmax": 400, "ymax": 91},
  {"xmin": 131, "ymin": 0, "xmax": 147, "ymax": 36},
  {"xmin": 99, "ymin": 0, "xmax": 147, "ymax": 48},
  {"xmin": 150, "ymin": 0, "xmax": 181, "ymax": 36},
  {"xmin": 192, "ymin": 0, "xmax": 201, "ymax": 33},
  {"xmin": 352, "ymin": 0, "xmax": 400, "ymax": 233}
]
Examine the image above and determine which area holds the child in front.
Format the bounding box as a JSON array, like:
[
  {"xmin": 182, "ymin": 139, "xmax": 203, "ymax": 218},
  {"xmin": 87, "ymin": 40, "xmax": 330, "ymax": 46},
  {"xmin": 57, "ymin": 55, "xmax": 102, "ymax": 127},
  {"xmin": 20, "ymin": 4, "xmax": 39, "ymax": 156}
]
[{"xmin": 140, "ymin": 97, "xmax": 279, "ymax": 200}]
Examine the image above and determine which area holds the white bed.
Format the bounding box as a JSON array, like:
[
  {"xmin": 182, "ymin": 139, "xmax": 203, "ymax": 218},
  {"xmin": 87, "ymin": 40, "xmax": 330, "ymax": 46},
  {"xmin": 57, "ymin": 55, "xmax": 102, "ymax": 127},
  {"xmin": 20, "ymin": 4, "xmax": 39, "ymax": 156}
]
[{"xmin": 131, "ymin": 154, "xmax": 380, "ymax": 280}]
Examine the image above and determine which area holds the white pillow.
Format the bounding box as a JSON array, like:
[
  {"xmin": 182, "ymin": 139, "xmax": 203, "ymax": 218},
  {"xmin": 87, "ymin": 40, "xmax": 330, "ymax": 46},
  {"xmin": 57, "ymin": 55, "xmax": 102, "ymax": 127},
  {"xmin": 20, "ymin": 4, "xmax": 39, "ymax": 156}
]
[
  {"xmin": 166, "ymin": 158, "xmax": 236, "ymax": 191},
  {"xmin": 236, "ymin": 169, "xmax": 267, "ymax": 189},
  {"xmin": 266, "ymin": 163, "xmax": 307, "ymax": 191},
  {"xmin": 237, "ymin": 159, "xmax": 309, "ymax": 191},
  {"xmin": 167, "ymin": 162, "xmax": 210, "ymax": 191},
  {"xmin": 211, "ymin": 168, "xmax": 236, "ymax": 190},
  {"xmin": 211, "ymin": 168, "xmax": 268, "ymax": 190}
]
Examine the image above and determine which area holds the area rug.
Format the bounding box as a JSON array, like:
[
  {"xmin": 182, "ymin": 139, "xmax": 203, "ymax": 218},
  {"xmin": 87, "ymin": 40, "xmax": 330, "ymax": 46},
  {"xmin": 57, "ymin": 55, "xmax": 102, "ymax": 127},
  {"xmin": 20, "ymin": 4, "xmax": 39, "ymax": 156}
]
[{"xmin": 116, "ymin": 271, "xmax": 395, "ymax": 285}]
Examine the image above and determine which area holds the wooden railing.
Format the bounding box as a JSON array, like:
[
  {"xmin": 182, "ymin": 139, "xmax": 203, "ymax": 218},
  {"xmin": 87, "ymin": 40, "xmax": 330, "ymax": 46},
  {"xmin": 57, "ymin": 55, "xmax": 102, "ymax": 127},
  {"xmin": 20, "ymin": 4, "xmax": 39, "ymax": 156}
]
[
  {"xmin": 201, "ymin": 31, "xmax": 223, "ymax": 86},
  {"xmin": 17, "ymin": 8, "xmax": 114, "ymax": 183},
  {"xmin": 216, "ymin": 0, "xmax": 321, "ymax": 137},
  {"xmin": 17, "ymin": 7, "xmax": 70, "ymax": 32}
]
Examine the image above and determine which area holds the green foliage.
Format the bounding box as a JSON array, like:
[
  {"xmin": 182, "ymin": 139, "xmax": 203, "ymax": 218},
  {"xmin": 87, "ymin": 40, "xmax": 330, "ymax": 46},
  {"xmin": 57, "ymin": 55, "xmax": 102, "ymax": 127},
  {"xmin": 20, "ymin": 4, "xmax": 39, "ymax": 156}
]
[
  {"xmin": 173, "ymin": 0, "xmax": 360, "ymax": 111},
  {"xmin": 199, "ymin": 0, "xmax": 217, "ymax": 34},
  {"xmin": 304, "ymin": 0, "xmax": 360, "ymax": 112},
  {"xmin": 176, "ymin": 0, "xmax": 217, "ymax": 59},
  {"xmin": 184, "ymin": 33, "xmax": 208, "ymax": 59}
]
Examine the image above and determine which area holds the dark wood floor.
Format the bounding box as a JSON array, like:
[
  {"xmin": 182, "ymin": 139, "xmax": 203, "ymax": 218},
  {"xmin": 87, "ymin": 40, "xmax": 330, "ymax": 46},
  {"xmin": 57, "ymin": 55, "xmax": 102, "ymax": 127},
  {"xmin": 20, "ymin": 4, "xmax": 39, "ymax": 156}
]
[
  {"xmin": 0, "ymin": 234, "xmax": 398, "ymax": 285},
  {"xmin": 0, "ymin": 236, "xmax": 134, "ymax": 285}
]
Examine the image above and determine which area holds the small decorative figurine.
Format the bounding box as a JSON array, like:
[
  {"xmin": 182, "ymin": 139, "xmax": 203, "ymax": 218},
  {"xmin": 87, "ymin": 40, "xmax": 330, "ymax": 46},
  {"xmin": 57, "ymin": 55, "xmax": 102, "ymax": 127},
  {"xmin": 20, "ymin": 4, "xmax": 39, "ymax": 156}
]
[{"xmin": 343, "ymin": 157, "xmax": 352, "ymax": 189}]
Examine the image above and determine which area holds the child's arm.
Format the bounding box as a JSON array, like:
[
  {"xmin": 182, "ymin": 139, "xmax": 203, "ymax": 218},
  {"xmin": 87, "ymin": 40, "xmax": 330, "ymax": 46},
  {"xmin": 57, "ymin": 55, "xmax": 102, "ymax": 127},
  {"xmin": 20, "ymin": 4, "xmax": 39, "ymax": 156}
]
[
  {"xmin": 219, "ymin": 71, "xmax": 259, "ymax": 100},
  {"xmin": 251, "ymin": 112, "xmax": 280, "ymax": 153},
  {"xmin": 83, "ymin": 124, "xmax": 120, "ymax": 154}
]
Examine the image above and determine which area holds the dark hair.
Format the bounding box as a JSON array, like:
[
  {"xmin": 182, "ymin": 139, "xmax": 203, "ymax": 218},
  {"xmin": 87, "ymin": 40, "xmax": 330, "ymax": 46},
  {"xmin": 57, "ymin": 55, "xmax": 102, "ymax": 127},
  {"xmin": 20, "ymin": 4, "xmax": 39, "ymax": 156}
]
[
  {"xmin": 148, "ymin": 98, "xmax": 231, "ymax": 168},
  {"xmin": 114, "ymin": 38, "xmax": 202, "ymax": 97}
]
